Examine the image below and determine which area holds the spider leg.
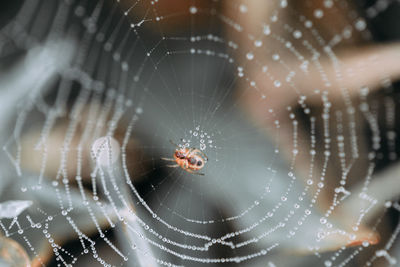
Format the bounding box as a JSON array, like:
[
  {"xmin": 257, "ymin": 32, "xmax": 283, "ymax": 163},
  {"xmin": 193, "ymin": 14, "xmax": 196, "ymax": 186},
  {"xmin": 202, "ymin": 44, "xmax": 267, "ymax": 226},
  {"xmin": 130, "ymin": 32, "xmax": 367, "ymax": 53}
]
[
  {"xmin": 186, "ymin": 169, "xmax": 205, "ymax": 176},
  {"xmin": 161, "ymin": 157, "xmax": 175, "ymax": 161},
  {"xmin": 183, "ymin": 161, "xmax": 189, "ymax": 169},
  {"xmin": 166, "ymin": 164, "xmax": 179, "ymax": 168},
  {"xmin": 169, "ymin": 140, "xmax": 179, "ymax": 147},
  {"xmin": 192, "ymin": 149, "xmax": 208, "ymax": 161}
]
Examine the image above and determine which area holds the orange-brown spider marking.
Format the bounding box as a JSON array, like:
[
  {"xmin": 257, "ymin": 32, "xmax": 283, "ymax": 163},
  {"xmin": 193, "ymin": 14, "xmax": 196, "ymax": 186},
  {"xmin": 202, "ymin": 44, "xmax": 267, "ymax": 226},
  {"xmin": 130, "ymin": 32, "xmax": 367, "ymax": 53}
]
[{"xmin": 161, "ymin": 140, "xmax": 208, "ymax": 175}]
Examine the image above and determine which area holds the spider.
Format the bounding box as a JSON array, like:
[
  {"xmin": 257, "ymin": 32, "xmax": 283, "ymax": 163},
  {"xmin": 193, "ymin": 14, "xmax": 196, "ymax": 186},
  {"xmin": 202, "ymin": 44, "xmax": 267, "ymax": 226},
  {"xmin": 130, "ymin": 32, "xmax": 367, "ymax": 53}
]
[{"xmin": 161, "ymin": 140, "xmax": 208, "ymax": 175}]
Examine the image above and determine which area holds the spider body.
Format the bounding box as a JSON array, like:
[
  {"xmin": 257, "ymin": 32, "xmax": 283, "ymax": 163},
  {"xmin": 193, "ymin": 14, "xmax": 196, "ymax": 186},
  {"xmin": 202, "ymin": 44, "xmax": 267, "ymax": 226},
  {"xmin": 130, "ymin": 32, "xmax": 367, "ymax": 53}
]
[{"xmin": 162, "ymin": 141, "xmax": 208, "ymax": 175}]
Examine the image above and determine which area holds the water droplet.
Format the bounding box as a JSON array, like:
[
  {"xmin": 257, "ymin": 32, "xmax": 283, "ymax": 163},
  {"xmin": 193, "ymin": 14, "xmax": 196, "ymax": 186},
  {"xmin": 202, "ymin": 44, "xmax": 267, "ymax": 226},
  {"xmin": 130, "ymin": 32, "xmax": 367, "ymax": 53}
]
[
  {"xmin": 189, "ymin": 6, "xmax": 197, "ymax": 14},
  {"xmin": 239, "ymin": 4, "xmax": 248, "ymax": 13},
  {"xmin": 263, "ymin": 25, "xmax": 271, "ymax": 35},
  {"xmin": 355, "ymin": 19, "xmax": 366, "ymax": 31},
  {"xmin": 274, "ymin": 80, "xmax": 281, "ymax": 87},
  {"xmin": 272, "ymin": 54, "xmax": 280, "ymax": 61},
  {"xmin": 314, "ymin": 9, "xmax": 324, "ymax": 18},
  {"xmin": 293, "ymin": 30, "xmax": 302, "ymax": 39},
  {"xmin": 246, "ymin": 52, "xmax": 254, "ymax": 60}
]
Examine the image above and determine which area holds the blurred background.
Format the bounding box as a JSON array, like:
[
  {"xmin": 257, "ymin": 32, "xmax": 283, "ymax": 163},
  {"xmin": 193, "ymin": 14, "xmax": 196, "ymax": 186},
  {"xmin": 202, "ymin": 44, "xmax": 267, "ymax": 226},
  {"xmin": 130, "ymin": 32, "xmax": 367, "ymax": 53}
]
[{"xmin": 0, "ymin": 0, "xmax": 400, "ymax": 266}]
